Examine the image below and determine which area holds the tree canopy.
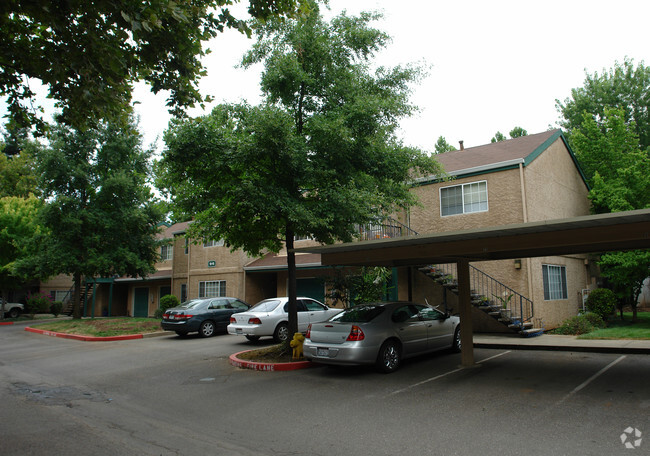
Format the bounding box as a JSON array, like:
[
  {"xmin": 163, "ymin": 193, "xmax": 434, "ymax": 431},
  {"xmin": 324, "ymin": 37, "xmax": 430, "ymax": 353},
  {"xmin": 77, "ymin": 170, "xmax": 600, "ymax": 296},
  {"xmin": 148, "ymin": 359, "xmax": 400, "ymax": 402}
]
[
  {"xmin": 158, "ymin": 4, "xmax": 443, "ymax": 335},
  {"xmin": 20, "ymin": 116, "xmax": 163, "ymax": 318},
  {"xmin": 0, "ymin": 194, "xmax": 42, "ymax": 316},
  {"xmin": 557, "ymin": 58, "xmax": 650, "ymax": 151},
  {"xmin": 0, "ymin": 0, "xmax": 304, "ymax": 130},
  {"xmin": 570, "ymin": 106, "xmax": 650, "ymax": 321},
  {"xmin": 434, "ymin": 136, "xmax": 457, "ymax": 154}
]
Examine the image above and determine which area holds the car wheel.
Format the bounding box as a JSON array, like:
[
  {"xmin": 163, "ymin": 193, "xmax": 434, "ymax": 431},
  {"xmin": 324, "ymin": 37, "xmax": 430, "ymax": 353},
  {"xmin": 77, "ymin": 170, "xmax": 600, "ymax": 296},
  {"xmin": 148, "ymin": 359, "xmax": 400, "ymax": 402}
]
[
  {"xmin": 8, "ymin": 308, "xmax": 19, "ymax": 319},
  {"xmin": 452, "ymin": 326, "xmax": 461, "ymax": 352},
  {"xmin": 199, "ymin": 320, "xmax": 216, "ymax": 338},
  {"xmin": 376, "ymin": 340, "xmax": 401, "ymax": 373},
  {"xmin": 175, "ymin": 331, "xmax": 188, "ymax": 338},
  {"xmin": 245, "ymin": 335, "xmax": 260, "ymax": 342},
  {"xmin": 273, "ymin": 322, "xmax": 290, "ymax": 343}
]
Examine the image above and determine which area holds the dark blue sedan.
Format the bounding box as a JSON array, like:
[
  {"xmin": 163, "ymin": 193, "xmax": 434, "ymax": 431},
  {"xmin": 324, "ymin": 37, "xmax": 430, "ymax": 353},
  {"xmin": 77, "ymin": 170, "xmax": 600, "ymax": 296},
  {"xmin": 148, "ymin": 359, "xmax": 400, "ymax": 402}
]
[{"xmin": 161, "ymin": 297, "xmax": 250, "ymax": 337}]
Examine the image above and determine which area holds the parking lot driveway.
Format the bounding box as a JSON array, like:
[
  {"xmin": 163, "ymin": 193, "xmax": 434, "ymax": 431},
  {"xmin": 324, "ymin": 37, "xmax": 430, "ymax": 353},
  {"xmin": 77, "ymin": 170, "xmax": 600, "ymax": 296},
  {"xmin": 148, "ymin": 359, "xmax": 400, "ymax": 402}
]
[{"xmin": 1, "ymin": 327, "xmax": 649, "ymax": 455}]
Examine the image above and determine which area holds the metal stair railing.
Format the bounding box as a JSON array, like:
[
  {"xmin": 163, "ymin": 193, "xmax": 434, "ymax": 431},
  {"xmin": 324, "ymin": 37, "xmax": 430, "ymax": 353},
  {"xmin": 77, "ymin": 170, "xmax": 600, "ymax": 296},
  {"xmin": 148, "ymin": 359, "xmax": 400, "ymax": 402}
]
[
  {"xmin": 355, "ymin": 218, "xmax": 419, "ymax": 240},
  {"xmin": 426, "ymin": 263, "xmax": 534, "ymax": 324}
]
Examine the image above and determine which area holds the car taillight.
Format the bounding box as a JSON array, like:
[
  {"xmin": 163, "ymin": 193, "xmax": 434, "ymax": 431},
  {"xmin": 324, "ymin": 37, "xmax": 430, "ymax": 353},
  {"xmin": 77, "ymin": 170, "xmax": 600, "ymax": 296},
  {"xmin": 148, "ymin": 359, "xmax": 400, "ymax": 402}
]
[
  {"xmin": 163, "ymin": 312, "xmax": 170, "ymax": 319},
  {"xmin": 173, "ymin": 314, "xmax": 192, "ymax": 321},
  {"xmin": 248, "ymin": 317, "xmax": 262, "ymax": 325},
  {"xmin": 306, "ymin": 324, "xmax": 312, "ymax": 339},
  {"xmin": 230, "ymin": 316, "xmax": 236, "ymax": 323},
  {"xmin": 346, "ymin": 325, "xmax": 365, "ymax": 341}
]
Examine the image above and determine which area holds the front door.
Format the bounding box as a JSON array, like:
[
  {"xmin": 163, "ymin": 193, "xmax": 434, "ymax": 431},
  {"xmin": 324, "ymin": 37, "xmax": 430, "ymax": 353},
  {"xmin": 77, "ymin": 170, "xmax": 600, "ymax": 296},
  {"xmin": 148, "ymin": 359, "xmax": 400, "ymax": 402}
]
[{"xmin": 134, "ymin": 287, "xmax": 149, "ymax": 317}]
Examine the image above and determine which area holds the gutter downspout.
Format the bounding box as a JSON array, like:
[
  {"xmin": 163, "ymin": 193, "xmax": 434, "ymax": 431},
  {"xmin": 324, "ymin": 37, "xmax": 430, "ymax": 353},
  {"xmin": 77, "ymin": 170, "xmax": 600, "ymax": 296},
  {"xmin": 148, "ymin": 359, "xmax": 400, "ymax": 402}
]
[{"xmin": 519, "ymin": 163, "xmax": 534, "ymax": 299}]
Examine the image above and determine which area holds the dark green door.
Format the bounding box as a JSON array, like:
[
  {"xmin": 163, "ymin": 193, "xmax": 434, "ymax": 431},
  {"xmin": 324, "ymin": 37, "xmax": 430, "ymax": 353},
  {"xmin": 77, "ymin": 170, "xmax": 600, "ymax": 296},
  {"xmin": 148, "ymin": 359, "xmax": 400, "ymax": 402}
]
[
  {"xmin": 134, "ymin": 287, "xmax": 149, "ymax": 317},
  {"xmin": 296, "ymin": 278, "xmax": 324, "ymax": 302}
]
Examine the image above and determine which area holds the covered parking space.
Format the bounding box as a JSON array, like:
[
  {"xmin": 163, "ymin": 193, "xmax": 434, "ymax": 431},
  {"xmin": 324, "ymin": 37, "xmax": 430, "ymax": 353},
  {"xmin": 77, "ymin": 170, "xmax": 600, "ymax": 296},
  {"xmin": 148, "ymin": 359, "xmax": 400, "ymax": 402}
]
[{"xmin": 295, "ymin": 209, "xmax": 650, "ymax": 367}]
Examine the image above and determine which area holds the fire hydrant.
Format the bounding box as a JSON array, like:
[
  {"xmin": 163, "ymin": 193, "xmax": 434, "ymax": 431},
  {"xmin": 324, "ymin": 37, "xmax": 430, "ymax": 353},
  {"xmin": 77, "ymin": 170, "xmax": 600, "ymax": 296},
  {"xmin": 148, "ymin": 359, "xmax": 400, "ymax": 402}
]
[{"xmin": 290, "ymin": 332, "xmax": 305, "ymax": 360}]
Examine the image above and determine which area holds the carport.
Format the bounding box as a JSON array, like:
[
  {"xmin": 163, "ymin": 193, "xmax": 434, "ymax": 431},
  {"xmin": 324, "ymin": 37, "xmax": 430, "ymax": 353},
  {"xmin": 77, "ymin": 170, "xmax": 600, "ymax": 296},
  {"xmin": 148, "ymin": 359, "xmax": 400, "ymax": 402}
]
[{"xmin": 295, "ymin": 209, "xmax": 650, "ymax": 367}]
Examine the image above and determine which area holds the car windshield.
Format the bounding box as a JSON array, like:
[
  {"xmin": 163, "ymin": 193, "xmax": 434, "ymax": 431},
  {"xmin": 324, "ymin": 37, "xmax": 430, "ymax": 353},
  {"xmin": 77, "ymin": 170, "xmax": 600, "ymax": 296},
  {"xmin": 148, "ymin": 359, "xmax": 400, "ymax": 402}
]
[
  {"xmin": 249, "ymin": 299, "xmax": 281, "ymax": 313},
  {"xmin": 330, "ymin": 305, "xmax": 385, "ymax": 323}
]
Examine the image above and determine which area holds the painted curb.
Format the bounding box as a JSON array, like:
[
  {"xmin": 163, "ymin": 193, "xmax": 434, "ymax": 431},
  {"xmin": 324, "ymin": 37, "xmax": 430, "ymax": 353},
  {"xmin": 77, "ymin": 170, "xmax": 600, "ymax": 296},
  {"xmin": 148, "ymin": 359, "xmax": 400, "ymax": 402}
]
[
  {"xmin": 0, "ymin": 321, "xmax": 14, "ymax": 326},
  {"xmin": 25, "ymin": 326, "xmax": 144, "ymax": 341},
  {"xmin": 229, "ymin": 350, "xmax": 315, "ymax": 372}
]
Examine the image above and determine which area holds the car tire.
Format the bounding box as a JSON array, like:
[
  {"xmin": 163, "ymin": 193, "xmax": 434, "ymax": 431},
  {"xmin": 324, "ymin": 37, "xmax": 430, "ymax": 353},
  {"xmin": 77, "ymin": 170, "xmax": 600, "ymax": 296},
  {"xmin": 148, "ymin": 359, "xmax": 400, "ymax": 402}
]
[
  {"xmin": 245, "ymin": 335, "xmax": 260, "ymax": 342},
  {"xmin": 175, "ymin": 331, "xmax": 188, "ymax": 338},
  {"xmin": 376, "ymin": 339, "xmax": 401, "ymax": 373},
  {"xmin": 452, "ymin": 326, "xmax": 461, "ymax": 352},
  {"xmin": 8, "ymin": 308, "xmax": 19, "ymax": 319},
  {"xmin": 273, "ymin": 322, "xmax": 290, "ymax": 343},
  {"xmin": 199, "ymin": 320, "xmax": 216, "ymax": 338}
]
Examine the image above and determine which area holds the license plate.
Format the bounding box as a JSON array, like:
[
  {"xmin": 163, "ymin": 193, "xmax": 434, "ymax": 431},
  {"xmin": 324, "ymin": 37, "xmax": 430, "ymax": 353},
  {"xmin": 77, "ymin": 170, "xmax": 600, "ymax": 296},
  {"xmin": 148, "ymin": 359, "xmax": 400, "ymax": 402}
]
[
  {"xmin": 236, "ymin": 329, "xmax": 243, "ymax": 334},
  {"xmin": 317, "ymin": 348, "xmax": 329, "ymax": 357}
]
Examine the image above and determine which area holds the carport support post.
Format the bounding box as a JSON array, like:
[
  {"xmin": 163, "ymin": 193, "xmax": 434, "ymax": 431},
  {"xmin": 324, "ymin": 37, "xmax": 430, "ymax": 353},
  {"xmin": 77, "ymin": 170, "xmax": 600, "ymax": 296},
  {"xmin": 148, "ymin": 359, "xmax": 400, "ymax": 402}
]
[{"xmin": 457, "ymin": 259, "xmax": 475, "ymax": 367}]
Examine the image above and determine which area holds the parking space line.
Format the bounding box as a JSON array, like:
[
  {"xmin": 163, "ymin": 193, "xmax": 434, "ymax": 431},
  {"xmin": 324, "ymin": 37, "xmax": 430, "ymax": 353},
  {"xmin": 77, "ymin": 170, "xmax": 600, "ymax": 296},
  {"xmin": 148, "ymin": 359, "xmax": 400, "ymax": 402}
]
[
  {"xmin": 388, "ymin": 350, "xmax": 512, "ymax": 395},
  {"xmin": 555, "ymin": 355, "xmax": 627, "ymax": 406}
]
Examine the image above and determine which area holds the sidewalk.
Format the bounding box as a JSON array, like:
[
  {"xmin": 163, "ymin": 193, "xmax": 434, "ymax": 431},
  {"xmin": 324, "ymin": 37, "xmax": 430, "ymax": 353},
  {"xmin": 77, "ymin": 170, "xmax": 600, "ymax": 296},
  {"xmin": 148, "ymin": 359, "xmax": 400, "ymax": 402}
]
[{"xmin": 473, "ymin": 333, "xmax": 650, "ymax": 354}]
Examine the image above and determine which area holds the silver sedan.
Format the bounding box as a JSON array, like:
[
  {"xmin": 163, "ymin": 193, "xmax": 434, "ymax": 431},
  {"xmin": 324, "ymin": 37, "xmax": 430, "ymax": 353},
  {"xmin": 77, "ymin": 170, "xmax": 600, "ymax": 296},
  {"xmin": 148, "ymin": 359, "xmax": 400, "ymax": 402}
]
[
  {"xmin": 303, "ymin": 301, "xmax": 461, "ymax": 373},
  {"xmin": 227, "ymin": 297, "xmax": 342, "ymax": 343}
]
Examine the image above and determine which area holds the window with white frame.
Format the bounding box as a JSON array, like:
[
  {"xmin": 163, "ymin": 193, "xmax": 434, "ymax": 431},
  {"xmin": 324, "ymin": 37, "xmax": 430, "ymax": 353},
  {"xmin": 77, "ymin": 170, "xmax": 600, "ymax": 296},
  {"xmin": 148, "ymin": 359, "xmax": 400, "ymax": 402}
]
[
  {"xmin": 542, "ymin": 264, "xmax": 568, "ymax": 300},
  {"xmin": 440, "ymin": 181, "xmax": 488, "ymax": 216},
  {"xmin": 199, "ymin": 280, "xmax": 226, "ymax": 298},
  {"xmin": 160, "ymin": 244, "xmax": 173, "ymax": 261},
  {"xmin": 203, "ymin": 239, "xmax": 225, "ymax": 248}
]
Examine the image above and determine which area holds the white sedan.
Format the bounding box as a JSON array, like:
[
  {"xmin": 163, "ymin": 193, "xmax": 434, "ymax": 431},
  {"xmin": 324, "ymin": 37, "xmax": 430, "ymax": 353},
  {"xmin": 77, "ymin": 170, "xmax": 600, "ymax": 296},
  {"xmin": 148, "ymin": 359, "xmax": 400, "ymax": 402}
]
[{"xmin": 227, "ymin": 297, "xmax": 342, "ymax": 343}]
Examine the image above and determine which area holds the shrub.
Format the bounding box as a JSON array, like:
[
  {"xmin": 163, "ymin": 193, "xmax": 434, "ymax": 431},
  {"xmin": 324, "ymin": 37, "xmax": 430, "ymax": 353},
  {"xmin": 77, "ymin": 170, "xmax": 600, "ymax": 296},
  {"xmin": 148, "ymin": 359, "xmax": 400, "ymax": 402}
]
[
  {"xmin": 26, "ymin": 292, "xmax": 52, "ymax": 317},
  {"xmin": 586, "ymin": 288, "xmax": 617, "ymax": 320},
  {"xmin": 50, "ymin": 301, "xmax": 63, "ymax": 317},
  {"xmin": 155, "ymin": 294, "xmax": 180, "ymax": 319},
  {"xmin": 553, "ymin": 312, "xmax": 606, "ymax": 335}
]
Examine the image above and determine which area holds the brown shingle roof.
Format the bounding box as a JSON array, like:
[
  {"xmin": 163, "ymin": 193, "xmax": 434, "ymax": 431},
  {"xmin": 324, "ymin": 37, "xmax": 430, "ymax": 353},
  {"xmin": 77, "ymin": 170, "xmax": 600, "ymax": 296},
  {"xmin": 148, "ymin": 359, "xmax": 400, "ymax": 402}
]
[{"xmin": 435, "ymin": 129, "xmax": 562, "ymax": 174}]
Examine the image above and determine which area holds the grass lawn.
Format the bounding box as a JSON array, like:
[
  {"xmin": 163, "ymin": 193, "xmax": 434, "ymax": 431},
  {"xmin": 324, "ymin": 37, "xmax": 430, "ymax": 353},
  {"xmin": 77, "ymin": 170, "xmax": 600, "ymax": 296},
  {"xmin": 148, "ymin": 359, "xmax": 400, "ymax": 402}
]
[
  {"xmin": 578, "ymin": 312, "xmax": 650, "ymax": 340},
  {"xmin": 32, "ymin": 318, "xmax": 162, "ymax": 337}
]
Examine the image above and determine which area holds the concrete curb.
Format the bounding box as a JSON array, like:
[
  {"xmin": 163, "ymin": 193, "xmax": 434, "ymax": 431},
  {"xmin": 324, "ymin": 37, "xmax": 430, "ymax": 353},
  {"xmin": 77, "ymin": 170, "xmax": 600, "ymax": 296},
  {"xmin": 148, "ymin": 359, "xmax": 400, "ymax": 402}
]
[
  {"xmin": 25, "ymin": 326, "xmax": 144, "ymax": 342},
  {"xmin": 229, "ymin": 350, "xmax": 316, "ymax": 372}
]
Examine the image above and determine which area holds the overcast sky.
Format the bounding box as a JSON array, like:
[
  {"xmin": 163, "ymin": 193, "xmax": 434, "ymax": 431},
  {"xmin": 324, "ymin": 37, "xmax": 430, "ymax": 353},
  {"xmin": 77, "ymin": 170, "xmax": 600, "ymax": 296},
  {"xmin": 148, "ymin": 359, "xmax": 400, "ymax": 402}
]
[{"xmin": 6, "ymin": 0, "xmax": 650, "ymax": 154}]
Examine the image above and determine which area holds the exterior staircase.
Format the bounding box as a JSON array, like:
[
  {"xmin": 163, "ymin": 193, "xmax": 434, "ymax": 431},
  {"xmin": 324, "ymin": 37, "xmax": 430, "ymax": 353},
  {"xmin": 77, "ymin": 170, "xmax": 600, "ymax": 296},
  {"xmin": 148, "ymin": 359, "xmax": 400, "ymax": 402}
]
[
  {"xmin": 419, "ymin": 264, "xmax": 544, "ymax": 337},
  {"xmin": 61, "ymin": 282, "xmax": 96, "ymax": 316}
]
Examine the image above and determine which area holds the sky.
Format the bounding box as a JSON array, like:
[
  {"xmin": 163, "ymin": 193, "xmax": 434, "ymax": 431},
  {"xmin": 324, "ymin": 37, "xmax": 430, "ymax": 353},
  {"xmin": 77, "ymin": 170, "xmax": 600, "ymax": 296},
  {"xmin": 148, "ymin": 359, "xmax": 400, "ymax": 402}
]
[{"xmin": 6, "ymin": 0, "xmax": 650, "ymax": 154}]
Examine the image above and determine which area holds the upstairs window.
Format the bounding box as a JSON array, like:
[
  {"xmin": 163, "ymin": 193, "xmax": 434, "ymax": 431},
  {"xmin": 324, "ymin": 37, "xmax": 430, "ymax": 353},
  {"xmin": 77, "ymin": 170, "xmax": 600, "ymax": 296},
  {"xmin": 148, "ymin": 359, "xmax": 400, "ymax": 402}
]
[
  {"xmin": 440, "ymin": 181, "xmax": 488, "ymax": 216},
  {"xmin": 160, "ymin": 244, "xmax": 173, "ymax": 261},
  {"xmin": 203, "ymin": 239, "xmax": 224, "ymax": 248}
]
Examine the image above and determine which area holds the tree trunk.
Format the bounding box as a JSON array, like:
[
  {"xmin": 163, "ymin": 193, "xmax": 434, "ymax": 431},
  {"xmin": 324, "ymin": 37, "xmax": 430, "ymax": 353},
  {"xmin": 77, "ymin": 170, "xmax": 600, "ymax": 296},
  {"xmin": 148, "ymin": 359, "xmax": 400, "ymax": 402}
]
[
  {"xmin": 73, "ymin": 271, "xmax": 82, "ymax": 319},
  {"xmin": 286, "ymin": 227, "xmax": 298, "ymax": 340}
]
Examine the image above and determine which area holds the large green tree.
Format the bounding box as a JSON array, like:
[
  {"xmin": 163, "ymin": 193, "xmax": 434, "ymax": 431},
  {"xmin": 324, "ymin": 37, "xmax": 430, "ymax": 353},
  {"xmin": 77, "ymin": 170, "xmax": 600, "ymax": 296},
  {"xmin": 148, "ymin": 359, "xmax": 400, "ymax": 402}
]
[
  {"xmin": 0, "ymin": 0, "xmax": 303, "ymax": 130},
  {"xmin": 158, "ymin": 5, "xmax": 443, "ymax": 336},
  {"xmin": 557, "ymin": 58, "xmax": 650, "ymax": 151},
  {"xmin": 0, "ymin": 194, "xmax": 42, "ymax": 318},
  {"xmin": 20, "ymin": 116, "xmax": 163, "ymax": 318},
  {"xmin": 1, "ymin": 123, "xmax": 41, "ymax": 198},
  {"xmin": 570, "ymin": 107, "xmax": 650, "ymax": 321}
]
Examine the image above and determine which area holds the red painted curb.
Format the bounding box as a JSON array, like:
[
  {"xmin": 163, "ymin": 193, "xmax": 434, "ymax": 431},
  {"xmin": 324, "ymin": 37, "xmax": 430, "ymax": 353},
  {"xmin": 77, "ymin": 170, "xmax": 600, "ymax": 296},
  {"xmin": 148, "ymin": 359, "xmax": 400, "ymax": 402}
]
[
  {"xmin": 229, "ymin": 350, "xmax": 315, "ymax": 372},
  {"xmin": 25, "ymin": 326, "xmax": 144, "ymax": 341},
  {"xmin": 0, "ymin": 321, "xmax": 14, "ymax": 326}
]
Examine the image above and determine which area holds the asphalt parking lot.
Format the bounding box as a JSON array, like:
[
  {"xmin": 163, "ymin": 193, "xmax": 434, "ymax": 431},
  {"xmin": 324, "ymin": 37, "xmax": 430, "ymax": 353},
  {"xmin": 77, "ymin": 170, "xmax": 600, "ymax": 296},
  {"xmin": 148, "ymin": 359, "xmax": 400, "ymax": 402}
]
[{"xmin": 1, "ymin": 324, "xmax": 648, "ymax": 455}]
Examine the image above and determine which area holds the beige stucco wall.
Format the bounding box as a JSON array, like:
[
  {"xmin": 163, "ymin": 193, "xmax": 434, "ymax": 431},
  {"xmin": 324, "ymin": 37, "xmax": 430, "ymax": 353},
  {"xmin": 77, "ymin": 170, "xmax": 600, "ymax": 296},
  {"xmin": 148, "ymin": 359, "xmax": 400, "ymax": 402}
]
[{"xmin": 522, "ymin": 139, "xmax": 590, "ymax": 222}]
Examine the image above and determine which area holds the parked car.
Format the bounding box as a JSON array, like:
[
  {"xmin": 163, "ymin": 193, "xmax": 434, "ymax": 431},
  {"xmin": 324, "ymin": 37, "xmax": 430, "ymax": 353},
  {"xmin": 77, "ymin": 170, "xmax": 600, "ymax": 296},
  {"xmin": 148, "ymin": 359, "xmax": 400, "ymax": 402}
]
[
  {"xmin": 227, "ymin": 297, "xmax": 342, "ymax": 343},
  {"xmin": 303, "ymin": 301, "xmax": 461, "ymax": 373},
  {"xmin": 161, "ymin": 297, "xmax": 250, "ymax": 337},
  {"xmin": 0, "ymin": 299, "xmax": 24, "ymax": 319}
]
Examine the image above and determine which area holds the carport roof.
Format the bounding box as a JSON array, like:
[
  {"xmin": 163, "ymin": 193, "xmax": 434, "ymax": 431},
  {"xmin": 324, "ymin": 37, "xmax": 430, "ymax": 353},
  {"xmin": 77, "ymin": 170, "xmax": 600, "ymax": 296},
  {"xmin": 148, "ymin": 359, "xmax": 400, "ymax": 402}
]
[{"xmin": 295, "ymin": 209, "xmax": 650, "ymax": 267}]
